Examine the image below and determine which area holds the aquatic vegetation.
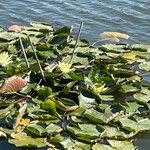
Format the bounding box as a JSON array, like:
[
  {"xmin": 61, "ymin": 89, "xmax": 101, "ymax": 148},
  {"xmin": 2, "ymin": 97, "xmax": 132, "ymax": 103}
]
[{"xmin": 0, "ymin": 22, "xmax": 150, "ymax": 149}]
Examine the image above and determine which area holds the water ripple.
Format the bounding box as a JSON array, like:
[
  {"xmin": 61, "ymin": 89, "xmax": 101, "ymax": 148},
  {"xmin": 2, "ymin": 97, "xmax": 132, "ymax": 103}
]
[{"xmin": 0, "ymin": 0, "xmax": 149, "ymax": 43}]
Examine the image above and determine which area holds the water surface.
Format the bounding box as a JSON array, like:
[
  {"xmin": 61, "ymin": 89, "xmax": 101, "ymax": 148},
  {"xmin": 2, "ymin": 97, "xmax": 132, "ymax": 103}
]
[
  {"xmin": 0, "ymin": 0, "xmax": 150, "ymax": 44},
  {"xmin": 0, "ymin": 0, "xmax": 150, "ymax": 149}
]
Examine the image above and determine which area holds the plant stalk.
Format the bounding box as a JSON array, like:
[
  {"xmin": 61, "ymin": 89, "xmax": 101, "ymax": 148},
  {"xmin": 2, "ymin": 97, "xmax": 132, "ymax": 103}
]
[
  {"xmin": 27, "ymin": 36, "xmax": 46, "ymax": 82},
  {"xmin": 70, "ymin": 22, "xmax": 84, "ymax": 64},
  {"xmin": 19, "ymin": 36, "xmax": 30, "ymax": 69}
]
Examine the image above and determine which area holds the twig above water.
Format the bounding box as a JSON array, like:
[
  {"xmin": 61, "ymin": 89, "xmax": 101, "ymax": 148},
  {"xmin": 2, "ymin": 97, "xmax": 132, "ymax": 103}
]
[
  {"xmin": 19, "ymin": 36, "xmax": 30, "ymax": 69},
  {"xmin": 27, "ymin": 36, "xmax": 46, "ymax": 82},
  {"xmin": 70, "ymin": 22, "xmax": 84, "ymax": 64}
]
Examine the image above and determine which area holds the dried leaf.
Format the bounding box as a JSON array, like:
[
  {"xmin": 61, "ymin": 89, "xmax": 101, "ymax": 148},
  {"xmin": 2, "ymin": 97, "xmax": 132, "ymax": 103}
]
[
  {"xmin": 8, "ymin": 25, "xmax": 22, "ymax": 32},
  {"xmin": 101, "ymin": 32, "xmax": 129, "ymax": 39},
  {"xmin": 0, "ymin": 76, "xmax": 27, "ymax": 93}
]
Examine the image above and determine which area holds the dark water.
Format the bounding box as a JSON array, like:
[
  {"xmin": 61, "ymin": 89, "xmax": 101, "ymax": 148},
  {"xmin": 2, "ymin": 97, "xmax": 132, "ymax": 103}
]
[
  {"xmin": 0, "ymin": 0, "xmax": 150, "ymax": 44},
  {"xmin": 0, "ymin": 0, "xmax": 150, "ymax": 149}
]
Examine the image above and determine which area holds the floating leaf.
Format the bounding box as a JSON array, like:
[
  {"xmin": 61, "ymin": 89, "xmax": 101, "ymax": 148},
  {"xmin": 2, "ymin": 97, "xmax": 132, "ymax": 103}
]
[
  {"xmin": 79, "ymin": 90, "xmax": 95, "ymax": 108},
  {"xmin": 101, "ymin": 32, "xmax": 129, "ymax": 39},
  {"xmin": 27, "ymin": 124, "xmax": 45, "ymax": 136},
  {"xmin": 67, "ymin": 124, "xmax": 100, "ymax": 139},
  {"xmin": 37, "ymin": 86, "xmax": 52, "ymax": 99},
  {"xmin": 60, "ymin": 138, "xmax": 75, "ymax": 149},
  {"xmin": 134, "ymin": 86, "xmax": 150, "ymax": 103},
  {"xmin": 9, "ymin": 136, "xmax": 46, "ymax": 147},
  {"xmin": 84, "ymin": 108, "xmax": 107, "ymax": 124},
  {"xmin": 92, "ymin": 143, "xmax": 114, "ymax": 150},
  {"xmin": 30, "ymin": 22, "xmax": 53, "ymax": 32},
  {"xmin": 132, "ymin": 44, "xmax": 150, "ymax": 52},
  {"xmin": 11, "ymin": 132, "xmax": 27, "ymax": 139},
  {"xmin": 46, "ymin": 123, "xmax": 62, "ymax": 135},
  {"xmin": 139, "ymin": 61, "xmax": 150, "ymax": 71},
  {"xmin": 0, "ymin": 76, "xmax": 27, "ymax": 93},
  {"xmin": 8, "ymin": 25, "xmax": 22, "ymax": 32},
  {"xmin": 107, "ymin": 140, "xmax": 136, "ymax": 150},
  {"xmin": 100, "ymin": 44, "xmax": 127, "ymax": 53},
  {"xmin": 101, "ymin": 127, "xmax": 128, "ymax": 139},
  {"xmin": 120, "ymin": 118, "xmax": 150, "ymax": 132},
  {"xmin": 40, "ymin": 99, "xmax": 56, "ymax": 115},
  {"xmin": 54, "ymin": 25, "xmax": 73, "ymax": 35}
]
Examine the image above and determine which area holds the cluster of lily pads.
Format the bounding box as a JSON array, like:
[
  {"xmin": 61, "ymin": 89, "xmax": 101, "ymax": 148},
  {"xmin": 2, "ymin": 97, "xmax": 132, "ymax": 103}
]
[{"xmin": 0, "ymin": 22, "xmax": 150, "ymax": 150}]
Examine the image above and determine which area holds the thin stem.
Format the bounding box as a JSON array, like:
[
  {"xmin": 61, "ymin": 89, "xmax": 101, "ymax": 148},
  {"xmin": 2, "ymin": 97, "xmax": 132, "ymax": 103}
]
[
  {"xmin": 19, "ymin": 36, "xmax": 30, "ymax": 69},
  {"xmin": 70, "ymin": 22, "xmax": 84, "ymax": 64},
  {"xmin": 27, "ymin": 36, "xmax": 46, "ymax": 82},
  {"xmin": 91, "ymin": 38, "xmax": 114, "ymax": 46}
]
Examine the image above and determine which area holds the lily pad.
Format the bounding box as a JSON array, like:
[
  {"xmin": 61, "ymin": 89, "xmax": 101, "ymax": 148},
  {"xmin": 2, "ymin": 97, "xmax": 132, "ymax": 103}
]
[
  {"xmin": 139, "ymin": 61, "xmax": 150, "ymax": 71},
  {"xmin": 9, "ymin": 136, "xmax": 46, "ymax": 148}
]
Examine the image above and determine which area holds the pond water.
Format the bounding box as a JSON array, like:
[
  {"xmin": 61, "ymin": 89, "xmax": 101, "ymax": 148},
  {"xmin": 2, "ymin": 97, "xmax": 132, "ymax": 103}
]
[
  {"xmin": 0, "ymin": 0, "xmax": 150, "ymax": 44},
  {"xmin": 0, "ymin": 0, "xmax": 150, "ymax": 149}
]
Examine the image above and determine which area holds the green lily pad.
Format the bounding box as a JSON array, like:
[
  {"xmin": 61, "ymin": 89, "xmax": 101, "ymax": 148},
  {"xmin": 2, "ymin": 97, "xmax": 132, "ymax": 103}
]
[
  {"xmin": 84, "ymin": 108, "xmax": 107, "ymax": 124},
  {"xmin": 132, "ymin": 44, "xmax": 150, "ymax": 52},
  {"xmin": 120, "ymin": 118, "xmax": 150, "ymax": 132},
  {"xmin": 8, "ymin": 136, "xmax": 46, "ymax": 148},
  {"xmin": 40, "ymin": 99, "xmax": 56, "ymax": 115},
  {"xmin": 139, "ymin": 61, "xmax": 150, "ymax": 71},
  {"xmin": 92, "ymin": 143, "xmax": 114, "ymax": 150},
  {"xmin": 101, "ymin": 127, "xmax": 128, "ymax": 139},
  {"xmin": 67, "ymin": 124, "xmax": 100, "ymax": 139},
  {"xmin": 46, "ymin": 123, "xmax": 63, "ymax": 135},
  {"xmin": 107, "ymin": 140, "xmax": 136, "ymax": 150},
  {"xmin": 27, "ymin": 124, "xmax": 45, "ymax": 136}
]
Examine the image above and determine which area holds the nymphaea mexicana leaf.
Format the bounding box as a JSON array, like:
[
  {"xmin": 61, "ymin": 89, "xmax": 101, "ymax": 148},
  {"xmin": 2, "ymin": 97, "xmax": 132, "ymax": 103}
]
[{"xmin": 0, "ymin": 76, "xmax": 27, "ymax": 93}]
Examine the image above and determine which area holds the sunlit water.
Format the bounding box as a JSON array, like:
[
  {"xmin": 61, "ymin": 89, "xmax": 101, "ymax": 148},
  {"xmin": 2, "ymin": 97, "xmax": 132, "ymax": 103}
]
[
  {"xmin": 0, "ymin": 0, "xmax": 150, "ymax": 149},
  {"xmin": 0, "ymin": 0, "xmax": 150, "ymax": 44}
]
